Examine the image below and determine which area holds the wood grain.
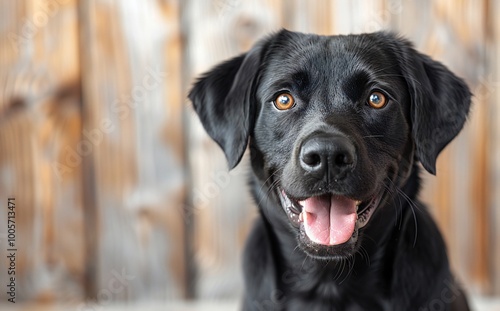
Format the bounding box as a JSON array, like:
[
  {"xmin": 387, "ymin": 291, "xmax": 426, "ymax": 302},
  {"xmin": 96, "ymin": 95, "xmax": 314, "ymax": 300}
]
[
  {"xmin": 78, "ymin": 0, "xmax": 186, "ymax": 301},
  {"xmin": 0, "ymin": 0, "xmax": 85, "ymax": 303}
]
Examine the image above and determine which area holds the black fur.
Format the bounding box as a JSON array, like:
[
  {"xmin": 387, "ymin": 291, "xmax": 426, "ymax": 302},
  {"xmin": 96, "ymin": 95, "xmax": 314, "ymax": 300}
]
[{"xmin": 189, "ymin": 30, "xmax": 471, "ymax": 311}]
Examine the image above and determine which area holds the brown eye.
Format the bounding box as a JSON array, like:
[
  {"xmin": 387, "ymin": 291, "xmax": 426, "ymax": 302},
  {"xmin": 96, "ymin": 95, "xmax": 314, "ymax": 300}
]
[
  {"xmin": 368, "ymin": 91, "xmax": 387, "ymax": 109},
  {"xmin": 274, "ymin": 93, "xmax": 295, "ymax": 110}
]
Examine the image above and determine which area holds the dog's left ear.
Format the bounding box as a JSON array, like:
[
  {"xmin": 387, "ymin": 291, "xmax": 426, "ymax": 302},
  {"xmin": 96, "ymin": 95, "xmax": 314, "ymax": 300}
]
[
  {"xmin": 188, "ymin": 41, "xmax": 268, "ymax": 169},
  {"xmin": 391, "ymin": 35, "xmax": 472, "ymax": 175}
]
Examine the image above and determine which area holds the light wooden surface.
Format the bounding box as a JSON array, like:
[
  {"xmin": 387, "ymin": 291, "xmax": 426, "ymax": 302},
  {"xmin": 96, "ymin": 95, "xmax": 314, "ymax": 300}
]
[
  {"xmin": 0, "ymin": 297, "xmax": 499, "ymax": 311},
  {"xmin": 0, "ymin": 0, "xmax": 498, "ymax": 305},
  {"xmin": 0, "ymin": 0, "xmax": 85, "ymax": 303},
  {"xmin": 78, "ymin": 0, "xmax": 187, "ymax": 301}
]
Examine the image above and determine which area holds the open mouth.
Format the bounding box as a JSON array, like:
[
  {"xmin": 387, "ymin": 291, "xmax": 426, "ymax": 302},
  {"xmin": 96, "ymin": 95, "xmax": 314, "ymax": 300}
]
[{"xmin": 278, "ymin": 189, "xmax": 382, "ymax": 246}]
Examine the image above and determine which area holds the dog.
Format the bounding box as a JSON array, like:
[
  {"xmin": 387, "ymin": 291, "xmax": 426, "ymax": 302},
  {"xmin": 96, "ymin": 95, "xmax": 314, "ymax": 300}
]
[{"xmin": 189, "ymin": 29, "xmax": 472, "ymax": 311}]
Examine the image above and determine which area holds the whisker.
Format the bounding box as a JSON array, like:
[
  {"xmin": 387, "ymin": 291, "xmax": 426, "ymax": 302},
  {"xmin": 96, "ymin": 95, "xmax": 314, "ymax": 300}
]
[
  {"xmin": 338, "ymin": 255, "xmax": 355, "ymax": 285},
  {"xmin": 380, "ymin": 181, "xmax": 401, "ymax": 228},
  {"xmin": 358, "ymin": 245, "xmax": 371, "ymax": 266},
  {"xmin": 374, "ymin": 73, "xmax": 424, "ymax": 87},
  {"xmin": 292, "ymin": 244, "xmax": 301, "ymax": 257},
  {"xmin": 254, "ymin": 170, "xmax": 282, "ymax": 210},
  {"xmin": 387, "ymin": 178, "xmax": 419, "ymax": 247},
  {"xmin": 366, "ymin": 134, "xmax": 407, "ymax": 144},
  {"xmin": 334, "ymin": 259, "xmax": 346, "ymax": 282}
]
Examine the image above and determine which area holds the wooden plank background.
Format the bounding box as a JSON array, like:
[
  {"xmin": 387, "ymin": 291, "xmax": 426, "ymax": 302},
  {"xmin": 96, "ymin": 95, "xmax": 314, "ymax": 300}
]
[{"xmin": 0, "ymin": 0, "xmax": 498, "ymax": 306}]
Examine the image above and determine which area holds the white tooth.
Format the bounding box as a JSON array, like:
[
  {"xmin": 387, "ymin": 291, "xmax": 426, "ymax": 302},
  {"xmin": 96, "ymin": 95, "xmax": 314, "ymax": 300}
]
[
  {"xmin": 299, "ymin": 212, "xmax": 304, "ymax": 222},
  {"xmin": 355, "ymin": 200, "xmax": 362, "ymax": 212}
]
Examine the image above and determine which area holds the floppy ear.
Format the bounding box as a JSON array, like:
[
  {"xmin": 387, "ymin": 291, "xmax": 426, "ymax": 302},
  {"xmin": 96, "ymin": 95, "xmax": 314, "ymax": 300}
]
[
  {"xmin": 394, "ymin": 36, "xmax": 472, "ymax": 175},
  {"xmin": 188, "ymin": 43, "xmax": 266, "ymax": 169}
]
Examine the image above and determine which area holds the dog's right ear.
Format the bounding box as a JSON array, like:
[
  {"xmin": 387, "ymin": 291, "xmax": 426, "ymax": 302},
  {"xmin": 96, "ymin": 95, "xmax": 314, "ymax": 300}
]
[
  {"xmin": 189, "ymin": 40, "xmax": 269, "ymax": 169},
  {"xmin": 384, "ymin": 33, "xmax": 472, "ymax": 175}
]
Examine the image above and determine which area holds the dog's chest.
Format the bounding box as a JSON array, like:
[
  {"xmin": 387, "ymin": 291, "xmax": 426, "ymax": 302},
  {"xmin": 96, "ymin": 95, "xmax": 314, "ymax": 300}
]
[
  {"xmin": 283, "ymin": 294, "xmax": 390, "ymax": 311},
  {"xmin": 280, "ymin": 271, "xmax": 391, "ymax": 311}
]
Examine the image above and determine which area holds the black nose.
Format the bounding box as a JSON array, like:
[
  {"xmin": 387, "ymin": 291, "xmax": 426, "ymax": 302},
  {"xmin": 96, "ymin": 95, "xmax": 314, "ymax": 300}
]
[{"xmin": 299, "ymin": 135, "xmax": 356, "ymax": 181}]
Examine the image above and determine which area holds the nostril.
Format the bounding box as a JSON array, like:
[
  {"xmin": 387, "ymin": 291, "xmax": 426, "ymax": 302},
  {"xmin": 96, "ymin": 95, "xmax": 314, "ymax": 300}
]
[
  {"xmin": 334, "ymin": 153, "xmax": 353, "ymax": 166},
  {"xmin": 334, "ymin": 154, "xmax": 346, "ymax": 166},
  {"xmin": 300, "ymin": 141, "xmax": 325, "ymax": 172},
  {"xmin": 303, "ymin": 152, "xmax": 321, "ymax": 167}
]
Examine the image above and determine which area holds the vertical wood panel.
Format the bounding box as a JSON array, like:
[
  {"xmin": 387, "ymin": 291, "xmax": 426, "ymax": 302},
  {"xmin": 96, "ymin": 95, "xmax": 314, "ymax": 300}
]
[
  {"xmin": 283, "ymin": 0, "xmax": 334, "ymax": 34},
  {"xmin": 331, "ymin": 0, "xmax": 389, "ymax": 35},
  {"xmin": 489, "ymin": 0, "xmax": 500, "ymax": 295},
  {"xmin": 78, "ymin": 0, "xmax": 186, "ymax": 301},
  {"xmin": 0, "ymin": 0, "xmax": 84, "ymax": 303}
]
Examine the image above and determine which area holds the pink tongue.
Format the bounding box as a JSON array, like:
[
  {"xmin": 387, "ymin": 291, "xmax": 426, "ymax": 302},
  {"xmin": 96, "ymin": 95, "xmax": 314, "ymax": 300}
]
[{"xmin": 300, "ymin": 195, "xmax": 357, "ymax": 245}]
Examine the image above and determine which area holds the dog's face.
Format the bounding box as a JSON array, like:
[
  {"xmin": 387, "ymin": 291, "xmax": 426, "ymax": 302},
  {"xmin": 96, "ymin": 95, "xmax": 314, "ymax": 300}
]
[
  {"xmin": 252, "ymin": 34, "xmax": 413, "ymax": 257},
  {"xmin": 189, "ymin": 30, "xmax": 470, "ymax": 260}
]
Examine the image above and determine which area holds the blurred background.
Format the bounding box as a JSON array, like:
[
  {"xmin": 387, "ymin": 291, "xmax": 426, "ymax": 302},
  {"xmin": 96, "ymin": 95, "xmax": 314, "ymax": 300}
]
[{"xmin": 0, "ymin": 0, "xmax": 499, "ymax": 310}]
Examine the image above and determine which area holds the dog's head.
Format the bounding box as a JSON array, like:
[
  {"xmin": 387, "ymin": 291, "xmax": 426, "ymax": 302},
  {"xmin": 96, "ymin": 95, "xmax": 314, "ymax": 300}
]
[{"xmin": 189, "ymin": 30, "xmax": 471, "ymax": 259}]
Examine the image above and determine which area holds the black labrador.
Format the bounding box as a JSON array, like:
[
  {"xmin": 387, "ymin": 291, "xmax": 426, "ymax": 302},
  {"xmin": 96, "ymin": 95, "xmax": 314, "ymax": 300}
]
[{"xmin": 189, "ymin": 30, "xmax": 472, "ymax": 311}]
